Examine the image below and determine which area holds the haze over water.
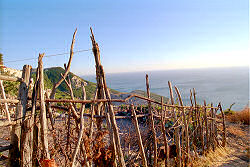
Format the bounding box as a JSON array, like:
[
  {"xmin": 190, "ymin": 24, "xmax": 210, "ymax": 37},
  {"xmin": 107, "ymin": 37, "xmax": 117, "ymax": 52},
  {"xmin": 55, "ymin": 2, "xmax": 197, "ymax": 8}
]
[{"xmin": 83, "ymin": 67, "xmax": 249, "ymax": 111}]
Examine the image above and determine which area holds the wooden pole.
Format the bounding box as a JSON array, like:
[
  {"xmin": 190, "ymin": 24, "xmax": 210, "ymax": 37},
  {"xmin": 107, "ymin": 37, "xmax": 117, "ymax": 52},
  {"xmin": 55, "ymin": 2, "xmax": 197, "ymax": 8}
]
[
  {"xmin": 192, "ymin": 88, "xmax": 198, "ymax": 147},
  {"xmin": 0, "ymin": 74, "xmax": 23, "ymax": 82},
  {"xmin": 204, "ymin": 101, "xmax": 209, "ymax": 151},
  {"xmin": 31, "ymin": 68, "xmax": 40, "ymax": 167},
  {"xmin": 218, "ymin": 103, "xmax": 226, "ymax": 147},
  {"xmin": 131, "ymin": 105, "xmax": 148, "ymax": 167},
  {"xmin": 168, "ymin": 81, "xmax": 181, "ymax": 167},
  {"xmin": 71, "ymin": 83, "xmax": 90, "ymax": 167},
  {"xmin": 200, "ymin": 114, "xmax": 205, "ymax": 155},
  {"xmin": 44, "ymin": 95, "xmax": 219, "ymax": 109},
  {"xmin": 104, "ymin": 104, "xmax": 118, "ymax": 167},
  {"xmin": 0, "ymin": 99, "xmax": 19, "ymax": 103},
  {"xmin": 38, "ymin": 53, "xmax": 50, "ymax": 159},
  {"xmin": 102, "ymin": 71, "xmax": 126, "ymax": 167},
  {"xmin": 175, "ymin": 86, "xmax": 189, "ymax": 165},
  {"xmin": 21, "ymin": 65, "xmax": 36, "ymax": 167},
  {"xmin": 146, "ymin": 74, "xmax": 157, "ymax": 166},
  {"xmin": 50, "ymin": 29, "xmax": 77, "ymax": 99},
  {"xmin": 210, "ymin": 103, "xmax": 215, "ymax": 151},
  {"xmin": 9, "ymin": 104, "xmax": 22, "ymax": 166},
  {"xmin": 46, "ymin": 29, "xmax": 78, "ymax": 133},
  {"xmin": 89, "ymin": 89, "xmax": 97, "ymax": 139},
  {"xmin": 160, "ymin": 97, "xmax": 168, "ymax": 167},
  {"xmin": 90, "ymin": 28, "xmax": 125, "ymax": 167},
  {"xmin": 9, "ymin": 65, "xmax": 31, "ymax": 166},
  {"xmin": 0, "ymin": 80, "xmax": 11, "ymax": 123}
]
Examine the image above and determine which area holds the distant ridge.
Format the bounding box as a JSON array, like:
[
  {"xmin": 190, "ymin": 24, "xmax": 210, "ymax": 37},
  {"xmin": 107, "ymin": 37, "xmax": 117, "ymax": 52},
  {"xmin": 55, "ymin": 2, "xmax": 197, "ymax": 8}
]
[{"xmin": 31, "ymin": 67, "xmax": 168, "ymax": 104}]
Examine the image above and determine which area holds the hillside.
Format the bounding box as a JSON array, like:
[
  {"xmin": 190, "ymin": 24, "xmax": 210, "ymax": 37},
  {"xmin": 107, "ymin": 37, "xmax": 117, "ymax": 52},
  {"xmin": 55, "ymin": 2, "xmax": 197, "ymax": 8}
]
[
  {"xmin": 34, "ymin": 67, "xmax": 168, "ymax": 104},
  {"xmin": 3, "ymin": 67, "xmax": 167, "ymax": 104}
]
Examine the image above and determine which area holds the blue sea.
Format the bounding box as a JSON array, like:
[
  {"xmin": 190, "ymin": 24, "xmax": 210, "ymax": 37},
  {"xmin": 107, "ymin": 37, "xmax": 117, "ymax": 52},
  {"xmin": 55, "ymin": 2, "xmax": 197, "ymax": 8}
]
[{"xmin": 83, "ymin": 67, "xmax": 249, "ymax": 111}]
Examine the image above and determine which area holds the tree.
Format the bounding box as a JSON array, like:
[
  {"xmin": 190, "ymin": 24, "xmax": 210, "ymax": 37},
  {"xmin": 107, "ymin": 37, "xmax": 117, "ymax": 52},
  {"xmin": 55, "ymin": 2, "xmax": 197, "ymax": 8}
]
[
  {"xmin": 0, "ymin": 53, "xmax": 3, "ymax": 65},
  {"xmin": 0, "ymin": 53, "xmax": 3, "ymax": 73}
]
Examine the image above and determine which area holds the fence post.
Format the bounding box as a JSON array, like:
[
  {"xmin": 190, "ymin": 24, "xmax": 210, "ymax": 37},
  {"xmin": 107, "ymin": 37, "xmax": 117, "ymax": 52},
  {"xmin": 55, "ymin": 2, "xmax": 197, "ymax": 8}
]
[
  {"xmin": 71, "ymin": 83, "xmax": 90, "ymax": 167},
  {"xmin": 160, "ymin": 97, "xmax": 168, "ymax": 167},
  {"xmin": 210, "ymin": 103, "xmax": 215, "ymax": 151},
  {"xmin": 9, "ymin": 64, "xmax": 31, "ymax": 166},
  {"xmin": 203, "ymin": 101, "xmax": 209, "ymax": 151},
  {"xmin": 90, "ymin": 28, "xmax": 125, "ymax": 167},
  {"xmin": 175, "ymin": 86, "xmax": 190, "ymax": 165},
  {"xmin": 38, "ymin": 53, "xmax": 50, "ymax": 159},
  {"xmin": 193, "ymin": 88, "xmax": 200, "ymax": 148},
  {"xmin": 20, "ymin": 65, "xmax": 34, "ymax": 167},
  {"xmin": 131, "ymin": 105, "xmax": 148, "ymax": 167},
  {"xmin": 146, "ymin": 74, "xmax": 157, "ymax": 166},
  {"xmin": 168, "ymin": 81, "xmax": 181, "ymax": 167},
  {"xmin": 219, "ymin": 103, "xmax": 226, "ymax": 147}
]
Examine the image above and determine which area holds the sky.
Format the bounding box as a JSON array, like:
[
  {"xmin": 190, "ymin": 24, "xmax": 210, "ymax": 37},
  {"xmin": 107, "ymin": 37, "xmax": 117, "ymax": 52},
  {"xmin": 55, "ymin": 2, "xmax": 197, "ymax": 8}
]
[{"xmin": 0, "ymin": 0, "xmax": 249, "ymax": 75}]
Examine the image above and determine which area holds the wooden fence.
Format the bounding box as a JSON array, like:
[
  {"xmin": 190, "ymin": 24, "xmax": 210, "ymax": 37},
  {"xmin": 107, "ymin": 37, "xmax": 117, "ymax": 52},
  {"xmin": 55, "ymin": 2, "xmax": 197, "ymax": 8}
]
[{"xmin": 0, "ymin": 28, "xmax": 226, "ymax": 167}]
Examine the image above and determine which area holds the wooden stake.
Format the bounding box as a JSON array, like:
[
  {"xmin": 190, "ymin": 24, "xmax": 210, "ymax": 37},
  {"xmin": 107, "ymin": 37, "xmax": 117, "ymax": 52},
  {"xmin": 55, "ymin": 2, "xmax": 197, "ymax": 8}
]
[
  {"xmin": 168, "ymin": 81, "xmax": 181, "ymax": 167},
  {"xmin": 218, "ymin": 103, "xmax": 226, "ymax": 147},
  {"xmin": 175, "ymin": 86, "xmax": 189, "ymax": 165},
  {"xmin": 89, "ymin": 88, "xmax": 98, "ymax": 139},
  {"xmin": 0, "ymin": 80, "xmax": 11, "ymax": 123},
  {"xmin": 210, "ymin": 103, "xmax": 215, "ymax": 151},
  {"xmin": 50, "ymin": 29, "xmax": 77, "ymax": 99},
  {"xmin": 160, "ymin": 97, "xmax": 168, "ymax": 167},
  {"xmin": 104, "ymin": 104, "xmax": 118, "ymax": 167},
  {"xmin": 38, "ymin": 53, "xmax": 50, "ymax": 159},
  {"xmin": 71, "ymin": 83, "xmax": 90, "ymax": 167},
  {"xmin": 90, "ymin": 28, "xmax": 125, "ymax": 167},
  {"xmin": 9, "ymin": 65, "xmax": 31, "ymax": 166},
  {"xmin": 131, "ymin": 105, "xmax": 148, "ymax": 167},
  {"xmin": 9, "ymin": 104, "xmax": 22, "ymax": 166},
  {"xmin": 146, "ymin": 74, "xmax": 157, "ymax": 166},
  {"xmin": 204, "ymin": 101, "xmax": 209, "ymax": 151},
  {"xmin": 102, "ymin": 72, "xmax": 125, "ymax": 167},
  {"xmin": 192, "ymin": 88, "xmax": 198, "ymax": 147}
]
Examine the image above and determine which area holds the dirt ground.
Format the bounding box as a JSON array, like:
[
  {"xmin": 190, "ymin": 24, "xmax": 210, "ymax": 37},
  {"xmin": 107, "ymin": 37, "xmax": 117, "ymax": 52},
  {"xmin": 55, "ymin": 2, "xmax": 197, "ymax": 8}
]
[
  {"xmin": 210, "ymin": 122, "xmax": 249, "ymax": 167},
  {"xmin": 0, "ymin": 120, "xmax": 249, "ymax": 166}
]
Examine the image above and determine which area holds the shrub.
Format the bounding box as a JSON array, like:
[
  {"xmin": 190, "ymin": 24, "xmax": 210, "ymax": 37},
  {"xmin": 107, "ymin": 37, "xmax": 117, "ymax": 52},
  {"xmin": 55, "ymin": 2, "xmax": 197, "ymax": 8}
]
[{"xmin": 227, "ymin": 107, "xmax": 249, "ymax": 125}]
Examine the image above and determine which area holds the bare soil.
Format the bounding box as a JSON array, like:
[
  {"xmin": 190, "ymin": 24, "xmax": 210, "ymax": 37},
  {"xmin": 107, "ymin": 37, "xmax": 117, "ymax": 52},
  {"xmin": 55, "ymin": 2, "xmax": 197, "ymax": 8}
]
[{"xmin": 212, "ymin": 122, "xmax": 249, "ymax": 167}]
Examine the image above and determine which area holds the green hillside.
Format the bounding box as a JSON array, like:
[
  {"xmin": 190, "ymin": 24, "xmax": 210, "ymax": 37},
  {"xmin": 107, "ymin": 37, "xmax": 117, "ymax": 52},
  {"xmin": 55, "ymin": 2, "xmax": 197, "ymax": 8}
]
[
  {"xmin": 32, "ymin": 67, "xmax": 119, "ymax": 100},
  {"xmin": 3, "ymin": 67, "xmax": 167, "ymax": 104},
  {"xmin": 31, "ymin": 67, "xmax": 94, "ymax": 99}
]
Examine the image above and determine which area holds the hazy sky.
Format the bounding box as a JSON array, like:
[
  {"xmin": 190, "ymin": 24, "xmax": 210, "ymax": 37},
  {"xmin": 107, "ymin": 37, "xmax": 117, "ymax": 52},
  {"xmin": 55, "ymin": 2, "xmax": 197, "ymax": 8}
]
[{"xmin": 0, "ymin": 0, "xmax": 249, "ymax": 75}]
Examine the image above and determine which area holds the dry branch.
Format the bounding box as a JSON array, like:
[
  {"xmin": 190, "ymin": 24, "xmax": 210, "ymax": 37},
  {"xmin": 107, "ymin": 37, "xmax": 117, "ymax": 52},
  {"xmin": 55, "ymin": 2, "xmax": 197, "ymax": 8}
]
[
  {"xmin": 0, "ymin": 80, "xmax": 11, "ymax": 122},
  {"xmin": 160, "ymin": 97, "xmax": 168, "ymax": 167},
  {"xmin": 38, "ymin": 53, "xmax": 50, "ymax": 159},
  {"xmin": 131, "ymin": 105, "xmax": 148, "ymax": 167},
  {"xmin": 175, "ymin": 86, "xmax": 190, "ymax": 165},
  {"xmin": 168, "ymin": 81, "xmax": 181, "ymax": 167},
  {"xmin": 50, "ymin": 28, "xmax": 77, "ymax": 99},
  {"xmin": 146, "ymin": 74, "xmax": 157, "ymax": 166},
  {"xmin": 71, "ymin": 83, "xmax": 89, "ymax": 167},
  {"xmin": 0, "ymin": 74, "xmax": 23, "ymax": 82}
]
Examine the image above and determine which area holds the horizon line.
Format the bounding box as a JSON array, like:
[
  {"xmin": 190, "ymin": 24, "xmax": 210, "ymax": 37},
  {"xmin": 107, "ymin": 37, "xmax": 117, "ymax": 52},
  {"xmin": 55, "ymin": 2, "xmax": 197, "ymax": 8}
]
[{"xmin": 80, "ymin": 65, "xmax": 249, "ymax": 76}]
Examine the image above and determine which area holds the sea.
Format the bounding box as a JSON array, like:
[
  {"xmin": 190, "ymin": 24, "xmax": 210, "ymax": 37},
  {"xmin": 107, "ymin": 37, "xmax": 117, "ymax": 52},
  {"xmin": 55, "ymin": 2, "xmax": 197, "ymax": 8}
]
[{"xmin": 83, "ymin": 66, "xmax": 249, "ymax": 111}]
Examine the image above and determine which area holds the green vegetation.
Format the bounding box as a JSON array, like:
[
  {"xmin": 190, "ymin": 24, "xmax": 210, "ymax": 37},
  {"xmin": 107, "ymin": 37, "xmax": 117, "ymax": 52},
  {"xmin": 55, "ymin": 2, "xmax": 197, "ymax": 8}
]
[
  {"xmin": 31, "ymin": 67, "xmax": 98, "ymax": 99},
  {"xmin": 0, "ymin": 53, "xmax": 3, "ymax": 66},
  {"xmin": 3, "ymin": 66, "xmax": 168, "ymax": 105},
  {"xmin": 0, "ymin": 53, "xmax": 3, "ymax": 73},
  {"xmin": 3, "ymin": 81, "xmax": 19, "ymax": 96}
]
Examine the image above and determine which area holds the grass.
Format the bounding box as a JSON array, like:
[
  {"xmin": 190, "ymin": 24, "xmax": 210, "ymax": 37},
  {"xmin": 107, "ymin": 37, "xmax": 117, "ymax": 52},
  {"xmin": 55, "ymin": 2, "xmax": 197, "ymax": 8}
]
[
  {"xmin": 192, "ymin": 147, "xmax": 232, "ymax": 167},
  {"xmin": 226, "ymin": 107, "xmax": 249, "ymax": 125},
  {"xmin": 227, "ymin": 126, "xmax": 246, "ymax": 137}
]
